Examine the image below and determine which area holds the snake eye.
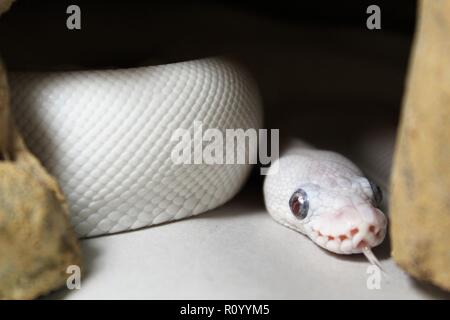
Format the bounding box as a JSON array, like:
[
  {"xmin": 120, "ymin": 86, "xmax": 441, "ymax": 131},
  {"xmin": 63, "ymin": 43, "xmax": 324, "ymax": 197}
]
[
  {"xmin": 369, "ymin": 180, "xmax": 383, "ymax": 207},
  {"xmin": 289, "ymin": 188, "xmax": 309, "ymax": 219}
]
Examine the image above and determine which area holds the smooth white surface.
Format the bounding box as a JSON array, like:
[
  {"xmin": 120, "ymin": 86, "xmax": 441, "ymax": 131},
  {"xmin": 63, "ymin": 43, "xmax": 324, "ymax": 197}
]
[{"xmin": 48, "ymin": 184, "xmax": 448, "ymax": 300}]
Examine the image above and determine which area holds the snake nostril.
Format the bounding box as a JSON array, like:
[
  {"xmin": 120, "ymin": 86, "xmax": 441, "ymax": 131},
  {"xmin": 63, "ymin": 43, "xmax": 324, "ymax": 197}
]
[
  {"xmin": 339, "ymin": 235, "xmax": 348, "ymax": 241},
  {"xmin": 328, "ymin": 236, "xmax": 335, "ymax": 240},
  {"xmin": 369, "ymin": 225, "xmax": 376, "ymax": 233}
]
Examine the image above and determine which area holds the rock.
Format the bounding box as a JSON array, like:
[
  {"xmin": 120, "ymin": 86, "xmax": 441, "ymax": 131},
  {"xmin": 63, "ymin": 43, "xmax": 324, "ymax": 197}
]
[
  {"xmin": 0, "ymin": 0, "xmax": 14, "ymax": 16},
  {"xmin": 0, "ymin": 163, "xmax": 82, "ymax": 299},
  {"xmin": 0, "ymin": 68, "xmax": 82, "ymax": 299},
  {"xmin": 0, "ymin": 2, "xmax": 82, "ymax": 299},
  {"xmin": 390, "ymin": 0, "xmax": 450, "ymax": 291}
]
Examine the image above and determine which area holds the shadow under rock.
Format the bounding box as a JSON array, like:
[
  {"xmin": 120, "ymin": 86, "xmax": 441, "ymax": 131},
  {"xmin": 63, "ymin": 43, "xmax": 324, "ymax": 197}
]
[
  {"xmin": 411, "ymin": 279, "xmax": 450, "ymax": 300},
  {"xmin": 42, "ymin": 240, "xmax": 101, "ymax": 300}
]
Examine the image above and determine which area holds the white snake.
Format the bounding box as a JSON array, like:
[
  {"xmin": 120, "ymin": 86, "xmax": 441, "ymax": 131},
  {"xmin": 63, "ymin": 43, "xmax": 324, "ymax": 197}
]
[{"xmin": 8, "ymin": 57, "xmax": 387, "ymax": 257}]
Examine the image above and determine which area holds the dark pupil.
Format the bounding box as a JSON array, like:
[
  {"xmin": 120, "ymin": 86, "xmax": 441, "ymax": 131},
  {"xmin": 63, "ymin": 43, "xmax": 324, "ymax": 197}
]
[
  {"xmin": 289, "ymin": 189, "xmax": 309, "ymax": 219},
  {"xmin": 291, "ymin": 198, "xmax": 300, "ymax": 215}
]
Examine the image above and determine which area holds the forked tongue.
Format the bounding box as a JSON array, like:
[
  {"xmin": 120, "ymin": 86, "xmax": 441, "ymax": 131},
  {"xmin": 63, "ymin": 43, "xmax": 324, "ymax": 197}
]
[{"xmin": 362, "ymin": 246, "xmax": 387, "ymax": 276}]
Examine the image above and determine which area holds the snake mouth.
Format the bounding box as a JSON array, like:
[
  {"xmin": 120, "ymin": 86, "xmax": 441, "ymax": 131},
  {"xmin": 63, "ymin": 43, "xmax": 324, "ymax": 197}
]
[{"xmin": 310, "ymin": 224, "xmax": 387, "ymax": 254}]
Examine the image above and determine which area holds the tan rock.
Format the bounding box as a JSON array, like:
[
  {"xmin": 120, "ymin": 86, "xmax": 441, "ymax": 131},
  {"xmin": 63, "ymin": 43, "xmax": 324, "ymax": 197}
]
[
  {"xmin": 0, "ymin": 69, "xmax": 82, "ymax": 300},
  {"xmin": 390, "ymin": 0, "xmax": 450, "ymax": 291},
  {"xmin": 0, "ymin": 1, "xmax": 82, "ymax": 299},
  {"xmin": 0, "ymin": 0, "xmax": 14, "ymax": 16},
  {"xmin": 0, "ymin": 163, "xmax": 82, "ymax": 300}
]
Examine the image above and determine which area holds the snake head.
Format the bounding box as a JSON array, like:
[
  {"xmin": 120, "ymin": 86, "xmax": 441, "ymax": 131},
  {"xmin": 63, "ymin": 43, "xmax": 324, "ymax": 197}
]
[{"xmin": 287, "ymin": 177, "xmax": 387, "ymax": 254}]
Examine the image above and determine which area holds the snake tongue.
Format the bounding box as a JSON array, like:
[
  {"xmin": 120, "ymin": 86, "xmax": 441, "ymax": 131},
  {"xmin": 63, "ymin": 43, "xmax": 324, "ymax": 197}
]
[{"xmin": 361, "ymin": 246, "xmax": 386, "ymax": 274}]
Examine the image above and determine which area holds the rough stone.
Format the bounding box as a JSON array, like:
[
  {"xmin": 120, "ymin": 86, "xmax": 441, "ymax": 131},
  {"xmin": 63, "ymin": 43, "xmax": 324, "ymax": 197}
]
[
  {"xmin": 390, "ymin": 0, "xmax": 450, "ymax": 291},
  {"xmin": 0, "ymin": 163, "xmax": 82, "ymax": 299},
  {"xmin": 0, "ymin": 0, "xmax": 14, "ymax": 16},
  {"xmin": 0, "ymin": 1, "xmax": 82, "ymax": 299}
]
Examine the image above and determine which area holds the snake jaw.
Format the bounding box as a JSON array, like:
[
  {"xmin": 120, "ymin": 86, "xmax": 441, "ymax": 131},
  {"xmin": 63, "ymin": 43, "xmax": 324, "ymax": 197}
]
[
  {"xmin": 309, "ymin": 226, "xmax": 386, "ymax": 254},
  {"xmin": 308, "ymin": 208, "xmax": 387, "ymax": 255}
]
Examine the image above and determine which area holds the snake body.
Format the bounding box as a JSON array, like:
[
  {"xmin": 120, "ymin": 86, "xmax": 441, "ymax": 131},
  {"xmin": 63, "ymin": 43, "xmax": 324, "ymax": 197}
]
[{"xmin": 9, "ymin": 57, "xmax": 387, "ymax": 254}]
